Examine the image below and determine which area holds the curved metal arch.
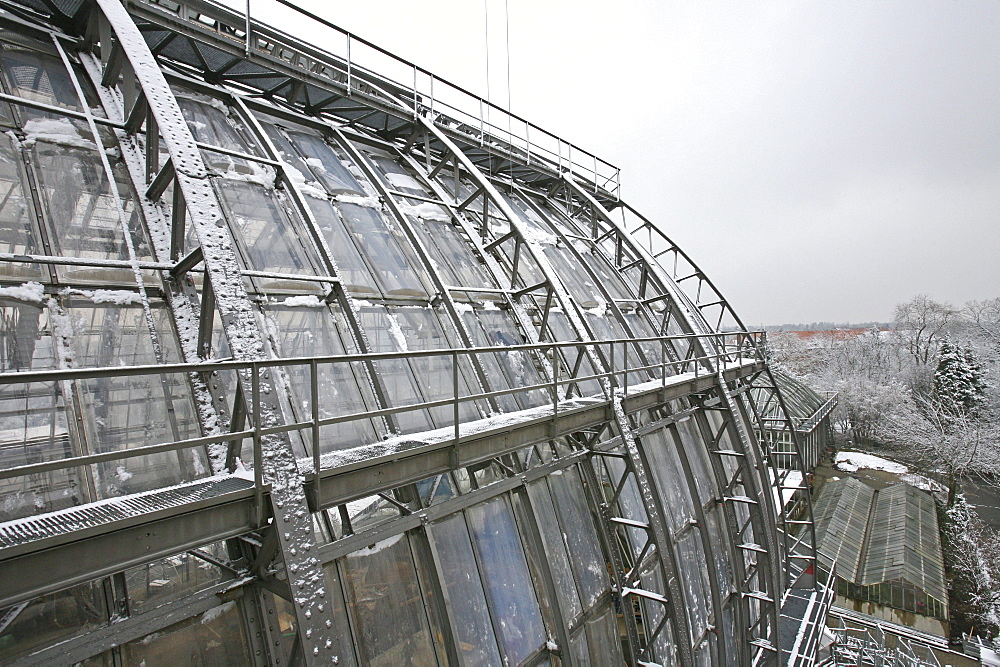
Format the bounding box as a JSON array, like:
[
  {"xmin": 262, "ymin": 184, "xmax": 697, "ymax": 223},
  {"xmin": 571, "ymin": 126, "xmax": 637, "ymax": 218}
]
[
  {"xmin": 560, "ymin": 175, "xmax": 822, "ymax": 661},
  {"xmin": 86, "ymin": 1, "xmax": 341, "ymax": 662},
  {"xmin": 409, "ymin": 118, "xmax": 696, "ymax": 665}
]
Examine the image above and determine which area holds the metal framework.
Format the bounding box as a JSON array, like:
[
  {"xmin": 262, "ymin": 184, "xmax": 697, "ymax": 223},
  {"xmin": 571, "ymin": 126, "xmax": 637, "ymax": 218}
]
[{"xmin": 0, "ymin": 0, "xmax": 831, "ymax": 664}]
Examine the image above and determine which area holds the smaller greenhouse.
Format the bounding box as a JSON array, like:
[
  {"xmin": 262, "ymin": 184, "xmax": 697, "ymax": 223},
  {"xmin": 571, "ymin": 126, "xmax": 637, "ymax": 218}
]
[
  {"xmin": 813, "ymin": 478, "xmax": 947, "ymax": 620},
  {"xmin": 753, "ymin": 367, "xmax": 836, "ymax": 471}
]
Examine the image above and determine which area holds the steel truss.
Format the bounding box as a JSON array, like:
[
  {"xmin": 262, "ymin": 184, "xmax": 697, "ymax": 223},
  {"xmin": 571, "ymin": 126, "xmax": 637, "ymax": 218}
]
[{"xmin": 0, "ymin": 0, "xmax": 826, "ymax": 664}]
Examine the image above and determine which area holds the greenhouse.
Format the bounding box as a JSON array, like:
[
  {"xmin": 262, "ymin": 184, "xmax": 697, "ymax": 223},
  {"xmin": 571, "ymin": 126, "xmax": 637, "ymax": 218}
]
[
  {"xmin": 813, "ymin": 479, "xmax": 947, "ymax": 620},
  {"xmin": 752, "ymin": 366, "xmax": 836, "ymax": 472},
  {"xmin": 0, "ymin": 0, "xmax": 831, "ymax": 664}
]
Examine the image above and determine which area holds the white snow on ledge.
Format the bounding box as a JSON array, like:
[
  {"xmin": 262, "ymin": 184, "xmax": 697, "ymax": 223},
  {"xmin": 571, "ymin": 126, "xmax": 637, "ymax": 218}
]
[{"xmin": 834, "ymin": 451, "xmax": 907, "ymax": 474}]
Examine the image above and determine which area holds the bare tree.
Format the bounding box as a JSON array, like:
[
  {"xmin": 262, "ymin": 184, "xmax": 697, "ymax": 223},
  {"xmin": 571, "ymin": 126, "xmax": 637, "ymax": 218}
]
[
  {"xmin": 878, "ymin": 395, "xmax": 1000, "ymax": 507},
  {"xmin": 893, "ymin": 294, "xmax": 958, "ymax": 367},
  {"xmin": 965, "ymin": 297, "xmax": 1000, "ymax": 349}
]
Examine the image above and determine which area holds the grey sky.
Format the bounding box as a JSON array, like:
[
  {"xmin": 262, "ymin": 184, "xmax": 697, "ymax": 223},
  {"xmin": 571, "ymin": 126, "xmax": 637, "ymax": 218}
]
[{"xmin": 242, "ymin": 0, "xmax": 999, "ymax": 325}]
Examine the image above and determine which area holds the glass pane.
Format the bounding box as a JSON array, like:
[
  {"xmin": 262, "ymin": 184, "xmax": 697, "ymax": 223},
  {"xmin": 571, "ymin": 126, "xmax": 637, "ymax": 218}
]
[
  {"xmin": 0, "ymin": 581, "xmax": 107, "ymax": 663},
  {"xmin": 286, "ymin": 129, "xmax": 363, "ymax": 194},
  {"xmin": 125, "ymin": 544, "xmax": 228, "ymax": 614},
  {"xmin": 306, "ymin": 196, "xmax": 379, "ymax": 296},
  {"xmin": 430, "ymin": 514, "xmax": 501, "ymax": 666},
  {"xmin": 585, "ymin": 605, "xmax": 623, "ymax": 665},
  {"xmin": 263, "ymin": 303, "xmax": 381, "ymax": 452},
  {"xmin": 360, "ymin": 304, "xmax": 433, "ymax": 434},
  {"xmin": 337, "ymin": 202, "xmax": 430, "ymax": 298},
  {"xmin": 30, "ymin": 142, "xmax": 137, "ymax": 284},
  {"xmin": 0, "ymin": 42, "xmax": 82, "ymax": 114},
  {"xmin": 676, "ymin": 530, "xmax": 712, "ymax": 640},
  {"xmin": 389, "ymin": 306, "xmax": 481, "ymax": 427},
  {"xmin": 0, "ymin": 134, "xmax": 42, "ymax": 280},
  {"xmin": 342, "ymin": 534, "xmax": 438, "ymax": 666},
  {"xmin": 66, "ymin": 300, "xmax": 206, "ymax": 497},
  {"xmin": 675, "ymin": 417, "xmax": 717, "ymax": 506},
  {"xmin": 215, "ymin": 180, "xmax": 321, "ymax": 284},
  {"xmin": 466, "ymin": 497, "xmax": 546, "ymax": 664},
  {"xmin": 465, "ymin": 308, "xmax": 548, "ymax": 410},
  {"xmin": 643, "ymin": 427, "xmax": 696, "ymax": 532},
  {"xmin": 548, "ymin": 466, "xmax": 609, "ymax": 609},
  {"xmin": 122, "ymin": 601, "xmax": 251, "ymax": 666},
  {"xmin": 525, "ymin": 479, "xmax": 582, "ymax": 621},
  {"xmin": 175, "ymin": 95, "xmax": 256, "ymax": 158},
  {"xmin": 0, "ymin": 299, "xmax": 82, "ymax": 521}
]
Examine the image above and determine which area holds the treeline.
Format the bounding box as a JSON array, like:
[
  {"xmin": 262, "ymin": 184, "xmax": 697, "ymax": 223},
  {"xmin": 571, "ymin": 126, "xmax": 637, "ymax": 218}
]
[{"xmin": 762, "ymin": 321, "xmax": 890, "ymax": 332}]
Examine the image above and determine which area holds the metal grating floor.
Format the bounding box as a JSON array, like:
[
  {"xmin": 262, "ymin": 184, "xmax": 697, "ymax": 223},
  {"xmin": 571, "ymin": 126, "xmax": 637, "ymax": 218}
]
[{"xmin": 0, "ymin": 476, "xmax": 255, "ymax": 550}]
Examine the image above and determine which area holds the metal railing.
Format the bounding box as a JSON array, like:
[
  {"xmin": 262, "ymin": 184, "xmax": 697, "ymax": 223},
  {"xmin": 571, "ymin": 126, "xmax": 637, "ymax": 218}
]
[
  {"xmin": 137, "ymin": 0, "xmax": 621, "ymax": 198},
  {"xmin": 0, "ymin": 332, "xmax": 764, "ymax": 506}
]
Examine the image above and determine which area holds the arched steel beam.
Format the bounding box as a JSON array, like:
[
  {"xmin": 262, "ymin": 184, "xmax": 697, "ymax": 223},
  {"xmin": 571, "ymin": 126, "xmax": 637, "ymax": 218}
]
[{"xmin": 87, "ymin": 1, "xmax": 342, "ymax": 661}]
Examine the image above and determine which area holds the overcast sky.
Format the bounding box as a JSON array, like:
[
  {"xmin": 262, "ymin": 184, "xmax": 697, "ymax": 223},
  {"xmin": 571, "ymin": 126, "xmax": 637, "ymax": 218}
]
[{"xmin": 241, "ymin": 0, "xmax": 999, "ymax": 325}]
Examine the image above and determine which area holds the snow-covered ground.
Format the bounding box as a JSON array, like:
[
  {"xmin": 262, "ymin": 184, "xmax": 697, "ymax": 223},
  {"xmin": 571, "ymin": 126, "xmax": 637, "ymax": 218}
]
[{"xmin": 834, "ymin": 451, "xmax": 944, "ymax": 492}]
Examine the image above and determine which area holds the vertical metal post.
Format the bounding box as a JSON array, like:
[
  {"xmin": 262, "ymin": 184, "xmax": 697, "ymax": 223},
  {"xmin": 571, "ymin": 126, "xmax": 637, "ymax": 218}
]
[
  {"xmin": 623, "ymin": 341, "xmax": 628, "ymax": 397},
  {"xmin": 551, "ymin": 344, "xmax": 559, "ymax": 419},
  {"xmin": 252, "ymin": 363, "xmax": 262, "ymax": 524},
  {"xmin": 346, "ymin": 33, "xmax": 352, "ymax": 95},
  {"xmin": 525, "ymin": 122, "xmax": 530, "ymax": 165},
  {"xmin": 244, "ymin": 0, "xmax": 251, "ymax": 57},
  {"xmin": 311, "ymin": 358, "xmax": 320, "ymax": 503},
  {"xmin": 452, "ymin": 350, "xmax": 460, "ymax": 467}
]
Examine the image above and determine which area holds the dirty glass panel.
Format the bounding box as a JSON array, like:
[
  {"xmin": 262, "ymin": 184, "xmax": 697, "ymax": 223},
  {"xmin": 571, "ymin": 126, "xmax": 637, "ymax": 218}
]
[
  {"xmin": 543, "ymin": 245, "xmax": 603, "ymax": 308},
  {"xmin": 640, "ymin": 565, "xmax": 677, "ymax": 664},
  {"xmin": 389, "ymin": 306, "xmax": 482, "ymax": 426},
  {"xmin": 175, "ymin": 94, "xmax": 256, "ymax": 158},
  {"xmin": 585, "ymin": 605, "xmax": 623, "ymax": 665},
  {"xmin": 548, "ymin": 466, "xmax": 609, "ymax": 609},
  {"xmin": 600, "ymin": 455, "xmax": 649, "ymax": 551},
  {"xmin": 585, "ymin": 309, "xmax": 647, "ymax": 386},
  {"xmin": 676, "ymin": 529, "xmax": 712, "ymax": 640},
  {"xmin": 374, "ymin": 156, "xmax": 494, "ymax": 290},
  {"xmin": 337, "ymin": 202, "xmax": 430, "ymax": 298},
  {"xmin": 30, "ymin": 141, "xmax": 139, "ymax": 284},
  {"xmin": 0, "ymin": 298, "xmax": 84, "ymax": 521},
  {"xmin": 342, "ymin": 533, "xmax": 438, "ymax": 666},
  {"xmin": 623, "ymin": 310, "xmax": 670, "ymax": 377},
  {"xmin": 66, "ymin": 300, "xmax": 206, "ymax": 498},
  {"xmin": 642, "ymin": 427, "xmax": 695, "ymax": 532},
  {"xmin": 721, "ymin": 600, "xmax": 738, "ymax": 664},
  {"xmin": 466, "ymin": 496, "xmax": 546, "ymax": 664},
  {"xmin": 0, "ymin": 134, "xmax": 42, "ymax": 280},
  {"xmin": 674, "ymin": 416, "xmax": 717, "ymax": 506},
  {"xmin": 305, "ymin": 196, "xmax": 380, "ymax": 296},
  {"xmin": 0, "ymin": 41, "xmax": 82, "ymax": 117},
  {"xmin": 0, "ymin": 580, "xmax": 107, "ymax": 663},
  {"xmin": 547, "ymin": 310, "xmax": 602, "ymax": 397},
  {"xmin": 465, "ymin": 308, "xmax": 548, "ymax": 410},
  {"xmin": 286, "ymin": 129, "xmax": 362, "ymax": 194},
  {"xmin": 569, "ymin": 629, "xmax": 590, "ymax": 665},
  {"xmin": 125, "ymin": 543, "xmax": 228, "ymax": 614},
  {"xmin": 122, "ymin": 600, "xmax": 251, "ymax": 666},
  {"xmin": 215, "ymin": 180, "xmax": 321, "ymax": 285},
  {"xmin": 264, "ymin": 303, "xmax": 381, "ymax": 452},
  {"xmin": 525, "ymin": 479, "xmax": 583, "ymax": 622},
  {"xmin": 431, "ymin": 514, "xmax": 502, "ymax": 666},
  {"xmin": 705, "ymin": 507, "xmax": 735, "ymax": 593}
]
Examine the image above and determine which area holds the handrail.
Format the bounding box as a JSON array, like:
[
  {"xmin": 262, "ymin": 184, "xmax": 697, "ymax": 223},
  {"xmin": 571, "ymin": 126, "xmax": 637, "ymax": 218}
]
[
  {"xmin": 0, "ymin": 331, "xmax": 765, "ymax": 489},
  {"xmin": 136, "ymin": 0, "xmax": 621, "ymax": 197}
]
